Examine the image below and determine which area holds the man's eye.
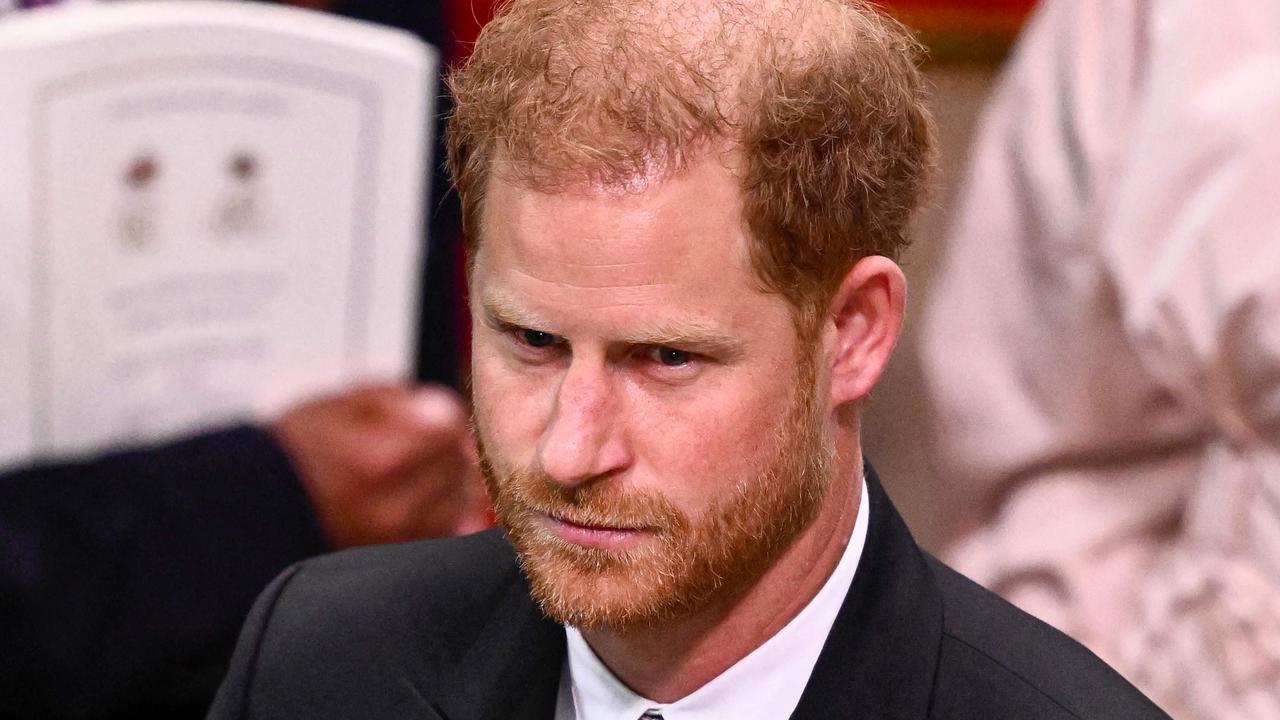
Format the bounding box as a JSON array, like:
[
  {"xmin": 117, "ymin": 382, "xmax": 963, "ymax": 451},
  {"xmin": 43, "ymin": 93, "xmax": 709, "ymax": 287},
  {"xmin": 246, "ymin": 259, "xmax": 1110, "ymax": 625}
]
[
  {"xmin": 520, "ymin": 329, "xmax": 558, "ymax": 348},
  {"xmin": 655, "ymin": 347, "xmax": 691, "ymax": 367}
]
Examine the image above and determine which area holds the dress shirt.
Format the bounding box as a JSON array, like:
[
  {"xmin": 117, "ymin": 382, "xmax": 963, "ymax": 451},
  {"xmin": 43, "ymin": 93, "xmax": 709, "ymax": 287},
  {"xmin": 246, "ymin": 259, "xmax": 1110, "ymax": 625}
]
[{"xmin": 554, "ymin": 477, "xmax": 870, "ymax": 720}]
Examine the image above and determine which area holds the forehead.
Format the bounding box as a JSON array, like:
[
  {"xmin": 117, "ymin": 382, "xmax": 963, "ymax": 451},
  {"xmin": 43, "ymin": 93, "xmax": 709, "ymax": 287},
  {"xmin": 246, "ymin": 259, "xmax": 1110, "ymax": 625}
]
[{"xmin": 471, "ymin": 156, "xmax": 781, "ymax": 330}]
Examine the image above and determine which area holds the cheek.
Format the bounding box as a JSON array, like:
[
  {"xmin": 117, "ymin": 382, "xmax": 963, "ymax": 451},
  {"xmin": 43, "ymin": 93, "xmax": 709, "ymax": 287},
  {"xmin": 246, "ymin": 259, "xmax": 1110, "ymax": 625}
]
[{"xmin": 629, "ymin": 375, "xmax": 791, "ymax": 504}]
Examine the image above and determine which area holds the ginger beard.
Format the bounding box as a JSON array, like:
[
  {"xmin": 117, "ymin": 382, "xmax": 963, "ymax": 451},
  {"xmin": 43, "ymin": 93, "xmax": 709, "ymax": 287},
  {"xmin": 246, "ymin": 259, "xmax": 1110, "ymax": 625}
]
[{"xmin": 475, "ymin": 349, "xmax": 835, "ymax": 633}]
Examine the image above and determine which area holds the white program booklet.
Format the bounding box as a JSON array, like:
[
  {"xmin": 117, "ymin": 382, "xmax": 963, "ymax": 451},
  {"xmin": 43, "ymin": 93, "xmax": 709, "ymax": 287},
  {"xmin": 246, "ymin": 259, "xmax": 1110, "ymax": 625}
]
[{"xmin": 0, "ymin": 1, "xmax": 435, "ymax": 468}]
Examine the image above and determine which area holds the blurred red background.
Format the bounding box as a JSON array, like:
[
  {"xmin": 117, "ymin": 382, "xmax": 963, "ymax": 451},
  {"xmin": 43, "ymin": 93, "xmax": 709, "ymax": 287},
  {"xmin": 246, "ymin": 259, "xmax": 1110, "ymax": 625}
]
[{"xmin": 447, "ymin": 0, "xmax": 1038, "ymax": 66}]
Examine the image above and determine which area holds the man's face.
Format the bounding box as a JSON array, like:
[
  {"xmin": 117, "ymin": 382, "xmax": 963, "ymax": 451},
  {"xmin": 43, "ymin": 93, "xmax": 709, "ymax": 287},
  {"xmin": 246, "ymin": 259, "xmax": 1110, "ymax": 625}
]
[{"xmin": 470, "ymin": 156, "xmax": 834, "ymax": 632}]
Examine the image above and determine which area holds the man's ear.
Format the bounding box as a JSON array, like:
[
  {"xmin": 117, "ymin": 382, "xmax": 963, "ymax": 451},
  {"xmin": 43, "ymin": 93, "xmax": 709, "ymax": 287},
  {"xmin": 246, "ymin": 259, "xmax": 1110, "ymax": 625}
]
[{"xmin": 824, "ymin": 256, "xmax": 906, "ymax": 407}]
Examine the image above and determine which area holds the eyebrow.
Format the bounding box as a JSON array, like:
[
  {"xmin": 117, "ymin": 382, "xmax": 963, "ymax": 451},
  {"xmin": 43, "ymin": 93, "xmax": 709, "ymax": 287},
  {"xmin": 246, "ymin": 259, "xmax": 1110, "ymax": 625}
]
[
  {"xmin": 479, "ymin": 292, "xmax": 746, "ymax": 360},
  {"xmin": 479, "ymin": 293, "xmax": 549, "ymax": 333},
  {"xmin": 615, "ymin": 322, "xmax": 745, "ymax": 360}
]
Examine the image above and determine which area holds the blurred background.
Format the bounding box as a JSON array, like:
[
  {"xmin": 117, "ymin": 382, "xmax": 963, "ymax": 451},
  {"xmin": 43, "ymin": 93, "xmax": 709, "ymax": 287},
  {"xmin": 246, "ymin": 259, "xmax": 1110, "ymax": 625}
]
[{"xmin": 860, "ymin": 0, "xmax": 1035, "ymax": 550}]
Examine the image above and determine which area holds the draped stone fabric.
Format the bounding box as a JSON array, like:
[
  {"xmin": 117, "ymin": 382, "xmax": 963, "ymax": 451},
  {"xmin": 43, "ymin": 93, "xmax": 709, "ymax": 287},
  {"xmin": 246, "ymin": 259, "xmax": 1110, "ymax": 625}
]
[{"xmin": 921, "ymin": 1, "xmax": 1280, "ymax": 717}]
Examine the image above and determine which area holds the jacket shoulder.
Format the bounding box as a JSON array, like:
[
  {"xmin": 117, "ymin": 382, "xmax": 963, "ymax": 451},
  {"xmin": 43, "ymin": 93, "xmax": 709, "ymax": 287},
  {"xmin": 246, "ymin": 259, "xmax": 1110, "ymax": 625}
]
[
  {"xmin": 214, "ymin": 528, "xmax": 530, "ymax": 717},
  {"xmin": 925, "ymin": 556, "xmax": 1169, "ymax": 719},
  {"xmin": 268, "ymin": 527, "xmax": 521, "ymax": 653},
  {"xmin": 289, "ymin": 526, "xmax": 516, "ymax": 606}
]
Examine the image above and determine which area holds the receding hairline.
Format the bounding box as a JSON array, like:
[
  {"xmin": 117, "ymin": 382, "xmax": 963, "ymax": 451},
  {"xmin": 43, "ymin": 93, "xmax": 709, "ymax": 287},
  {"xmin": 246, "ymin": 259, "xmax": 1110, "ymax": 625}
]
[
  {"xmin": 449, "ymin": 0, "xmax": 937, "ymax": 334},
  {"xmin": 449, "ymin": 0, "xmax": 893, "ymax": 186}
]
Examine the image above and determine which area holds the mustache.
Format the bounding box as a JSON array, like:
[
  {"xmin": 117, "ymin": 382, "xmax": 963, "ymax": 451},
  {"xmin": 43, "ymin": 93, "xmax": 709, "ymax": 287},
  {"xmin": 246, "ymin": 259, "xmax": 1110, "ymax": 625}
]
[{"xmin": 488, "ymin": 464, "xmax": 688, "ymax": 533}]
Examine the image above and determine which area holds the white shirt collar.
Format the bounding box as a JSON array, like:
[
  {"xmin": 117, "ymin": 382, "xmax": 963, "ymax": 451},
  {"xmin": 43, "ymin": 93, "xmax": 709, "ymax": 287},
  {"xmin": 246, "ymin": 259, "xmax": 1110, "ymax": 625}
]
[{"xmin": 555, "ymin": 477, "xmax": 870, "ymax": 720}]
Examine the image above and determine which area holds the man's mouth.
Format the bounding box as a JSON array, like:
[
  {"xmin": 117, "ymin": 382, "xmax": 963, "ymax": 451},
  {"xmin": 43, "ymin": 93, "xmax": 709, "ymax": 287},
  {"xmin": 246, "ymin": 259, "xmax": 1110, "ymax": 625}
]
[
  {"xmin": 538, "ymin": 511, "xmax": 649, "ymax": 550},
  {"xmin": 551, "ymin": 512, "xmax": 641, "ymax": 531}
]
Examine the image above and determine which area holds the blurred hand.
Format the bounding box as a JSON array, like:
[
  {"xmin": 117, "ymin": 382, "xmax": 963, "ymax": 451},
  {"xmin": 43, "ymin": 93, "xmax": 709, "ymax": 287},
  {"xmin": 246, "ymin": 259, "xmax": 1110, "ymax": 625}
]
[{"xmin": 271, "ymin": 384, "xmax": 491, "ymax": 549}]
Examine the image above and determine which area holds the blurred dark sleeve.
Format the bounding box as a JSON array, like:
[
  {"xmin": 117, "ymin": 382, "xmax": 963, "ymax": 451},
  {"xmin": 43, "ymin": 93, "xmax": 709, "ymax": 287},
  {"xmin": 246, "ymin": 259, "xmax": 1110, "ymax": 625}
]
[{"xmin": 0, "ymin": 426, "xmax": 327, "ymax": 718}]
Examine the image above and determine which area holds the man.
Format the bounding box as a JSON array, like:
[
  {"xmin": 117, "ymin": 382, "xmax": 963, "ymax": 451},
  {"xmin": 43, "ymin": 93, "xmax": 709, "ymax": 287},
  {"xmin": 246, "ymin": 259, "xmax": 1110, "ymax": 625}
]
[{"xmin": 208, "ymin": 1, "xmax": 1168, "ymax": 717}]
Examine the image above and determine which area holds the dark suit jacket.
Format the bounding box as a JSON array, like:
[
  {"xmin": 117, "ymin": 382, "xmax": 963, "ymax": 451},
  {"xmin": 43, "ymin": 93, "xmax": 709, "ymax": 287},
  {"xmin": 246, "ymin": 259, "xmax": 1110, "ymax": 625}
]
[
  {"xmin": 0, "ymin": 426, "xmax": 327, "ymax": 719},
  {"xmin": 208, "ymin": 467, "xmax": 1169, "ymax": 719}
]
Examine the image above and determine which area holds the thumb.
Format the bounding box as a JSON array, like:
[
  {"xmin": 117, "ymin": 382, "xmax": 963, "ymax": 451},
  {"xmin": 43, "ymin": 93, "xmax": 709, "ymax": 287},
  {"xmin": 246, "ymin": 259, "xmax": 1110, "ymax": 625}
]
[
  {"xmin": 395, "ymin": 386, "xmax": 469, "ymax": 450},
  {"xmin": 406, "ymin": 386, "xmax": 467, "ymax": 425}
]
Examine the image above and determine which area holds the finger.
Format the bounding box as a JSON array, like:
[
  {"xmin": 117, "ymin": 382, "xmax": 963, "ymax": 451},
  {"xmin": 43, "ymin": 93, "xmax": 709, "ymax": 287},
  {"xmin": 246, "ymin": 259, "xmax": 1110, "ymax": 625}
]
[{"xmin": 403, "ymin": 386, "xmax": 468, "ymax": 430}]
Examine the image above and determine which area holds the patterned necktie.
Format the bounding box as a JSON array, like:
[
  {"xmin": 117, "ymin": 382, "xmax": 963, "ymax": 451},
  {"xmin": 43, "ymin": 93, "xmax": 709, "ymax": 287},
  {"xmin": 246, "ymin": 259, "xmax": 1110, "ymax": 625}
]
[{"xmin": 640, "ymin": 710, "xmax": 664, "ymax": 720}]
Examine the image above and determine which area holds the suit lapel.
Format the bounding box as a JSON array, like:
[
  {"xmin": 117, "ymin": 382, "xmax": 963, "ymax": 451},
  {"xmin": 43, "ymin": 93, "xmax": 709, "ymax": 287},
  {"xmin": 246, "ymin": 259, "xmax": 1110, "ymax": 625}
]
[
  {"xmin": 431, "ymin": 564, "xmax": 567, "ymax": 720},
  {"xmin": 790, "ymin": 465, "xmax": 942, "ymax": 720}
]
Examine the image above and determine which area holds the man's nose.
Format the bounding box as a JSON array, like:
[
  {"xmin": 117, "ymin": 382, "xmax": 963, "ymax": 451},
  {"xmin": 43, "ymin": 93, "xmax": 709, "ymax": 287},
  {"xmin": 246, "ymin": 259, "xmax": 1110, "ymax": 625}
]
[{"xmin": 537, "ymin": 360, "xmax": 632, "ymax": 488}]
